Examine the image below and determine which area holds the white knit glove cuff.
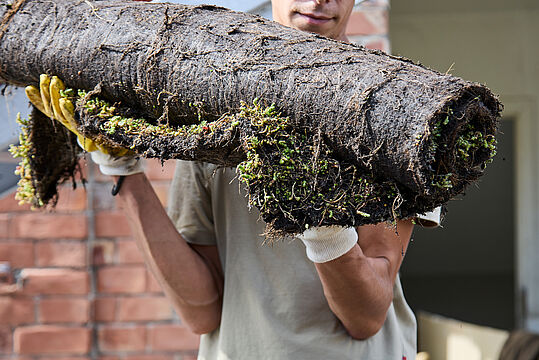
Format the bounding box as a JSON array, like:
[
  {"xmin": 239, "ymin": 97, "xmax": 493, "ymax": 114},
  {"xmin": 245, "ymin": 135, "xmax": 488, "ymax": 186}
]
[
  {"xmin": 415, "ymin": 206, "xmax": 442, "ymax": 228},
  {"xmin": 89, "ymin": 150, "xmax": 144, "ymax": 176},
  {"xmin": 297, "ymin": 226, "xmax": 358, "ymax": 263}
]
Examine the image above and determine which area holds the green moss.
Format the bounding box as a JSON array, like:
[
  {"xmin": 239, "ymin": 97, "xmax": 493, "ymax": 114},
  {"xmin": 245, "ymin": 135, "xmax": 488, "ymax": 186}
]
[
  {"xmin": 234, "ymin": 100, "xmax": 398, "ymax": 230},
  {"xmin": 428, "ymin": 109, "xmax": 452, "ymax": 155},
  {"xmin": 76, "ymin": 90, "xmax": 239, "ymax": 143},
  {"xmin": 72, "ymin": 92, "xmax": 402, "ymax": 232},
  {"xmin": 9, "ymin": 113, "xmax": 43, "ymax": 208},
  {"xmin": 455, "ymin": 124, "xmax": 497, "ymax": 162},
  {"xmin": 429, "ymin": 107, "xmax": 497, "ymax": 191},
  {"xmin": 432, "ymin": 173, "xmax": 453, "ymax": 189}
]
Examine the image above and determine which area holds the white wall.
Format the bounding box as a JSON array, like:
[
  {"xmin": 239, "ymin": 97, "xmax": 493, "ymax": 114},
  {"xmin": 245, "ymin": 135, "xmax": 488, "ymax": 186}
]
[
  {"xmin": 0, "ymin": 87, "xmax": 29, "ymax": 148},
  {"xmin": 391, "ymin": 0, "xmax": 539, "ymax": 331}
]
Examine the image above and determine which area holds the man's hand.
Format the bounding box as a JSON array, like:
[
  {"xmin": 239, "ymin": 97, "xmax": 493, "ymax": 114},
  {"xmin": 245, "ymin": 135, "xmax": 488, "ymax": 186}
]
[
  {"xmin": 25, "ymin": 74, "xmax": 143, "ymax": 176},
  {"xmin": 26, "ymin": 74, "xmax": 100, "ymax": 152}
]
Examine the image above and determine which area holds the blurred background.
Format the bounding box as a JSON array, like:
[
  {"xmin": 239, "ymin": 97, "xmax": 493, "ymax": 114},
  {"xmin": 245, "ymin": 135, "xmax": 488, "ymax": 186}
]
[{"xmin": 0, "ymin": 0, "xmax": 538, "ymax": 358}]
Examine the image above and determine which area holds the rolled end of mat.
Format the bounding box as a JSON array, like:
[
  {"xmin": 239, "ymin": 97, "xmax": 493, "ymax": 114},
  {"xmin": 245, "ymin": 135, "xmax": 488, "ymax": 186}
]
[{"xmin": 425, "ymin": 84, "xmax": 501, "ymax": 199}]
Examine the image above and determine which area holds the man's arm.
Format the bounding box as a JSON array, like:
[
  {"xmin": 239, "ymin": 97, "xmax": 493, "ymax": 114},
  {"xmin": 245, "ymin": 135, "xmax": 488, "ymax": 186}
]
[
  {"xmin": 116, "ymin": 173, "xmax": 224, "ymax": 334},
  {"xmin": 313, "ymin": 220, "xmax": 414, "ymax": 340}
]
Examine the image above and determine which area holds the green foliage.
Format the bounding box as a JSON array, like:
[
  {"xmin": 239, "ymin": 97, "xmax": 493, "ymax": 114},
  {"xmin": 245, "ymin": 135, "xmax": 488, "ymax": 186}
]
[
  {"xmin": 429, "ymin": 107, "xmax": 497, "ymax": 191},
  {"xmin": 76, "ymin": 93, "xmax": 401, "ymax": 231},
  {"xmin": 76, "ymin": 90, "xmax": 240, "ymax": 145},
  {"xmin": 9, "ymin": 113, "xmax": 42, "ymax": 207},
  {"xmin": 235, "ymin": 100, "xmax": 398, "ymax": 231},
  {"xmin": 432, "ymin": 173, "xmax": 453, "ymax": 189},
  {"xmin": 429, "ymin": 109, "xmax": 452, "ymax": 154},
  {"xmin": 455, "ymin": 124, "xmax": 497, "ymax": 162},
  {"xmin": 70, "ymin": 92, "xmax": 415, "ymax": 231}
]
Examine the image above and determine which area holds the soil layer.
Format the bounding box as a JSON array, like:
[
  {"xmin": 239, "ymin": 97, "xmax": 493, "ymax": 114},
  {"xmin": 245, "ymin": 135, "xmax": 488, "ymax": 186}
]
[{"xmin": 1, "ymin": 0, "xmax": 501, "ymax": 233}]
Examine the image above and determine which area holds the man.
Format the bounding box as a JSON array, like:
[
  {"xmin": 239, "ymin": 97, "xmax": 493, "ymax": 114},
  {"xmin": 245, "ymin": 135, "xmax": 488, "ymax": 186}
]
[
  {"xmin": 28, "ymin": 0, "xmax": 439, "ymax": 358},
  {"xmin": 148, "ymin": 1, "xmax": 431, "ymax": 358}
]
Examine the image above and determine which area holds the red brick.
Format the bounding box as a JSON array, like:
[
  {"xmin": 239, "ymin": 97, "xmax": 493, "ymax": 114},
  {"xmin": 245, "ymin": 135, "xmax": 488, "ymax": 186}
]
[
  {"xmin": 97, "ymin": 326, "xmax": 145, "ymax": 352},
  {"xmin": 54, "ymin": 186, "xmax": 88, "ymax": 212},
  {"xmin": 93, "ymin": 298, "xmax": 116, "ymax": 322},
  {"xmin": 35, "ymin": 241, "xmax": 86, "ymax": 267},
  {"xmin": 0, "ymin": 241, "xmax": 34, "ymax": 268},
  {"xmin": 14, "ymin": 326, "xmax": 91, "ymax": 354},
  {"xmin": 146, "ymin": 271, "xmax": 163, "ymax": 293},
  {"xmin": 116, "ymin": 296, "xmax": 172, "ymax": 322},
  {"xmin": 346, "ymin": 9, "xmax": 388, "ymax": 36},
  {"xmin": 148, "ymin": 325, "xmax": 199, "ymax": 351},
  {"xmin": 0, "ymin": 325, "xmax": 12, "ymax": 353},
  {"xmin": 181, "ymin": 356, "xmax": 198, "ymax": 360},
  {"xmin": 92, "ymin": 162, "xmax": 114, "ymax": 183},
  {"xmin": 145, "ymin": 159, "xmax": 176, "ymax": 181},
  {"xmin": 92, "ymin": 240, "xmax": 115, "ymax": 266},
  {"xmin": 92, "ymin": 183, "xmax": 117, "ymax": 211},
  {"xmin": 10, "ymin": 214, "xmax": 88, "ymax": 239},
  {"xmin": 0, "ymin": 214, "xmax": 10, "ymax": 239},
  {"xmin": 0, "ymin": 297, "xmax": 34, "ymax": 325},
  {"xmin": 95, "ymin": 211, "xmax": 131, "ymax": 238},
  {"xmin": 76, "ymin": 158, "xmax": 91, "ymax": 181},
  {"xmin": 38, "ymin": 298, "xmax": 90, "ymax": 324},
  {"xmin": 97, "ymin": 266, "xmax": 146, "ymax": 294},
  {"xmin": 0, "ymin": 191, "xmax": 31, "ymax": 212},
  {"xmin": 21, "ymin": 269, "xmax": 89, "ymax": 295},
  {"xmin": 116, "ymin": 240, "xmax": 144, "ymax": 264},
  {"xmin": 364, "ymin": 38, "xmax": 389, "ymax": 52}
]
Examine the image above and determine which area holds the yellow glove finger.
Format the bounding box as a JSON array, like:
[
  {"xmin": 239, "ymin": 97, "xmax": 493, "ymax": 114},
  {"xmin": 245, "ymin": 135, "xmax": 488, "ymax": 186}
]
[
  {"xmin": 39, "ymin": 74, "xmax": 53, "ymax": 118},
  {"xmin": 49, "ymin": 76, "xmax": 75, "ymax": 131},
  {"xmin": 77, "ymin": 134, "xmax": 99, "ymax": 152},
  {"xmin": 58, "ymin": 98, "xmax": 79, "ymax": 133},
  {"xmin": 25, "ymin": 85, "xmax": 47, "ymax": 114},
  {"xmin": 60, "ymin": 97, "xmax": 106, "ymax": 153}
]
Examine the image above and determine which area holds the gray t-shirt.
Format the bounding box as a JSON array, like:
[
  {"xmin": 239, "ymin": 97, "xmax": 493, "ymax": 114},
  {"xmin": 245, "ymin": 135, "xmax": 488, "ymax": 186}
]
[{"xmin": 168, "ymin": 161, "xmax": 417, "ymax": 360}]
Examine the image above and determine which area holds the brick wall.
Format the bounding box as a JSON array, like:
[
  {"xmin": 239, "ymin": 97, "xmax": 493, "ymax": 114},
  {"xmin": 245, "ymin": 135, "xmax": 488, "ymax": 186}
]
[
  {"xmin": 0, "ymin": 2, "xmax": 390, "ymax": 357},
  {"xmin": 348, "ymin": 0, "xmax": 390, "ymax": 53},
  {"xmin": 0, "ymin": 159, "xmax": 198, "ymax": 359}
]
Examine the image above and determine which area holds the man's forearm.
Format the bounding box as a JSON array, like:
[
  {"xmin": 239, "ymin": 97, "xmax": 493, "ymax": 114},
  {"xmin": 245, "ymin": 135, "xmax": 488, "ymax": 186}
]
[
  {"xmin": 315, "ymin": 245, "xmax": 393, "ymax": 340},
  {"xmin": 116, "ymin": 173, "xmax": 223, "ymax": 334},
  {"xmin": 314, "ymin": 220, "xmax": 413, "ymax": 340}
]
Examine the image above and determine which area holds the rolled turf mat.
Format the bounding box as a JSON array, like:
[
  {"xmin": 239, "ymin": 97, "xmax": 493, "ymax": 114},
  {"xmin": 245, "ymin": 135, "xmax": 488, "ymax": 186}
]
[{"xmin": 1, "ymin": 0, "xmax": 501, "ymax": 234}]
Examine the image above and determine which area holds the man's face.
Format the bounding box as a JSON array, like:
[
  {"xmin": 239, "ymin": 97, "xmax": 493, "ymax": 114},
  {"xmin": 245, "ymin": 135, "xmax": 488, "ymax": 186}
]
[{"xmin": 271, "ymin": 0, "xmax": 355, "ymax": 41}]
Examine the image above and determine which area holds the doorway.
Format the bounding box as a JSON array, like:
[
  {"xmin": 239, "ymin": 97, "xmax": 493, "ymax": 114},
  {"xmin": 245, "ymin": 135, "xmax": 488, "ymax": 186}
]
[{"xmin": 400, "ymin": 119, "xmax": 515, "ymax": 330}]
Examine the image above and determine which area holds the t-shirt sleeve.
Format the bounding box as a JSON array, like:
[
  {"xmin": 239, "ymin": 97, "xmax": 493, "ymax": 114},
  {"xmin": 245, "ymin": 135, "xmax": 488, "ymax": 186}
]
[
  {"xmin": 414, "ymin": 206, "xmax": 442, "ymax": 228},
  {"xmin": 167, "ymin": 160, "xmax": 217, "ymax": 245}
]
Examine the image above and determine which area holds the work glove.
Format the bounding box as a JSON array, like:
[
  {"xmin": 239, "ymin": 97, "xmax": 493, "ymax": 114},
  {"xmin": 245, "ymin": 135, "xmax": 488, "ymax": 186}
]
[
  {"xmin": 25, "ymin": 74, "xmax": 143, "ymax": 176},
  {"xmin": 298, "ymin": 206, "xmax": 442, "ymax": 263},
  {"xmin": 297, "ymin": 226, "xmax": 358, "ymax": 263},
  {"xmin": 415, "ymin": 206, "xmax": 441, "ymax": 228}
]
